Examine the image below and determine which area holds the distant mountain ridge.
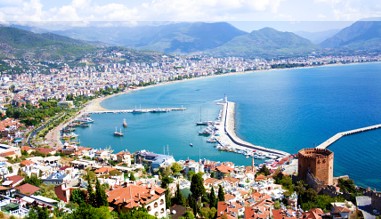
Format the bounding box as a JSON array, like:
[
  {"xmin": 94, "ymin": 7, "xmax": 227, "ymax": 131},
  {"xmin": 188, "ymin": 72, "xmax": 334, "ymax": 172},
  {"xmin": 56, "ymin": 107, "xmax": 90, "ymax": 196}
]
[
  {"xmin": 0, "ymin": 25, "xmax": 96, "ymax": 61},
  {"xmin": 295, "ymin": 29, "xmax": 340, "ymax": 44},
  {"xmin": 320, "ymin": 20, "xmax": 381, "ymax": 51},
  {"xmin": 208, "ymin": 27, "xmax": 316, "ymax": 58},
  {"xmin": 53, "ymin": 22, "xmax": 247, "ymax": 54}
]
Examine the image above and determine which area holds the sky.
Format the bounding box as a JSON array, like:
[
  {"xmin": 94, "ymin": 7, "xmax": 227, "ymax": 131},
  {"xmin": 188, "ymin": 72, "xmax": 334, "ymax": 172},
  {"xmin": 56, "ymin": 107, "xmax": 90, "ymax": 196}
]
[{"xmin": 0, "ymin": 0, "xmax": 380, "ymax": 32}]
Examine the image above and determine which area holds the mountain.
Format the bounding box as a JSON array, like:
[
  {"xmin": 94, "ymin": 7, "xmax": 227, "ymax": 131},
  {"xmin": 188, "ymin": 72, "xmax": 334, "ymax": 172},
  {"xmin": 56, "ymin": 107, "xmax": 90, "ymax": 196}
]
[
  {"xmin": 53, "ymin": 22, "xmax": 247, "ymax": 53},
  {"xmin": 295, "ymin": 29, "xmax": 340, "ymax": 44},
  {"xmin": 0, "ymin": 26, "xmax": 96, "ymax": 61},
  {"xmin": 320, "ymin": 20, "xmax": 381, "ymax": 51},
  {"xmin": 208, "ymin": 27, "xmax": 316, "ymax": 58}
]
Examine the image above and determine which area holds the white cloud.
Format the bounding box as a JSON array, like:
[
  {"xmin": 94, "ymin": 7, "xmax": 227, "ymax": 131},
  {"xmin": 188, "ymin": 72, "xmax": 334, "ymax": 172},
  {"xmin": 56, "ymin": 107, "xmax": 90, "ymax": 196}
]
[{"xmin": 0, "ymin": 0, "xmax": 380, "ymax": 27}]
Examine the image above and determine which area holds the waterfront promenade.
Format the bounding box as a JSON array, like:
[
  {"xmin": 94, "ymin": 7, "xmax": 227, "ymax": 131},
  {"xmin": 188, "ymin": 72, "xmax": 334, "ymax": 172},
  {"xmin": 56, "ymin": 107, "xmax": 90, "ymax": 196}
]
[
  {"xmin": 215, "ymin": 101, "xmax": 289, "ymax": 157},
  {"xmin": 316, "ymin": 123, "xmax": 381, "ymax": 149}
]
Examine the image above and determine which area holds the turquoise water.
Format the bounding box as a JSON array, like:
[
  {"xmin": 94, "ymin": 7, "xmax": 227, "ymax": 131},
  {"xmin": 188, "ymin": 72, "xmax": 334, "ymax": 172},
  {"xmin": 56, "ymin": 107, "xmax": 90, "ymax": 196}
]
[{"xmin": 75, "ymin": 62, "xmax": 381, "ymax": 190}]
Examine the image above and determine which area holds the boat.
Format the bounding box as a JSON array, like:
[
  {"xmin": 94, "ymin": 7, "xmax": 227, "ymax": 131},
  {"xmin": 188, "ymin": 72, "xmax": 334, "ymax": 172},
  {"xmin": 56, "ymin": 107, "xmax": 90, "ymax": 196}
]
[
  {"xmin": 114, "ymin": 127, "xmax": 123, "ymax": 137},
  {"xmin": 80, "ymin": 123, "xmax": 89, "ymax": 127},
  {"xmin": 189, "ymin": 143, "xmax": 193, "ymax": 147},
  {"xmin": 151, "ymin": 108, "xmax": 169, "ymax": 113},
  {"xmin": 76, "ymin": 114, "xmax": 94, "ymax": 124},
  {"xmin": 123, "ymin": 119, "xmax": 128, "ymax": 128},
  {"xmin": 61, "ymin": 132, "xmax": 78, "ymax": 140},
  {"xmin": 206, "ymin": 137, "xmax": 217, "ymax": 143}
]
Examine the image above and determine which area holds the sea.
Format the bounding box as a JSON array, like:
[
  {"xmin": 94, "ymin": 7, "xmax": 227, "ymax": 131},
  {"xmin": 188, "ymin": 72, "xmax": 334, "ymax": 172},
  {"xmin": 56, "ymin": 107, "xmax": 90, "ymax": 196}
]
[{"xmin": 74, "ymin": 62, "xmax": 381, "ymax": 190}]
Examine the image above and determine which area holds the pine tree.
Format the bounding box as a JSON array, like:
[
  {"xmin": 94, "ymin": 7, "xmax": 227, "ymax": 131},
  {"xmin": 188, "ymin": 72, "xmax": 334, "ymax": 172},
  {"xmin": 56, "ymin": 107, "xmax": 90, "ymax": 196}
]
[
  {"xmin": 87, "ymin": 176, "xmax": 96, "ymax": 207},
  {"xmin": 190, "ymin": 173, "xmax": 205, "ymax": 201},
  {"xmin": 209, "ymin": 186, "xmax": 217, "ymax": 208},
  {"xmin": 95, "ymin": 178, "xmax": 108, "ymax": 207},
  {"xmin": 174, "ymin": 183, "xmax": 185, "ymax": 205},
  {"xmin": 218, "ymin": 185, "xmax": 225, "ymax": 201}
]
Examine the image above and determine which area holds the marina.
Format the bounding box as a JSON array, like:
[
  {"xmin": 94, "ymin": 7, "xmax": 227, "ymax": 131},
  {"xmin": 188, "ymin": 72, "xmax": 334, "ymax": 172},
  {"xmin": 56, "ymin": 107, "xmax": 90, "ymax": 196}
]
[{"xmin": 203, "ymin": 97, "xmax": 290, "ymax": 159}]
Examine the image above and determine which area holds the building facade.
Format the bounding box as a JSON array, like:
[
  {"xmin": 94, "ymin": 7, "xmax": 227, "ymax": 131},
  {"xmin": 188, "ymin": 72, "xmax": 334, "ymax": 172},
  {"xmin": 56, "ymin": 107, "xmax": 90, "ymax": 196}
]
[{"xmin": 298, "ymin": 148, "xmax": 334, "ymax": 185}]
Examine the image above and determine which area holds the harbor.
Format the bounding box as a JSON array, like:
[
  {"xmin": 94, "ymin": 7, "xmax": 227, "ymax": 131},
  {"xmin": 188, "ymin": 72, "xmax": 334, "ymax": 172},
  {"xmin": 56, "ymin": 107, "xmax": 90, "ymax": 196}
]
[
  {"xmin": 87, "ymin": 107, "xmax": 186, "ymax": 114},
  {"xmin": 316, "ymin": 123, "xmax": 381, "ymax": 149},
  {"xmin": 199, "ymin": 97, "xmax": 290, "ymax": 160}
]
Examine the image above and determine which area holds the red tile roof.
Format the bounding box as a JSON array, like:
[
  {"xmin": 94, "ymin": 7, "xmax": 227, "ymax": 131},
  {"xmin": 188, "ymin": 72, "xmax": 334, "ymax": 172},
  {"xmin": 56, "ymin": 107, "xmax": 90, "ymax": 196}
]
[
  {"xmin": 107, "ymin": 184, "xmax": 165, "ymax": 209},
  {"xmin": 20, "ymin": 160, "xmax": 34, "ymax": 166},
  {"xmin": 16, "ymin": 183, "xmax": 40, "ymax": 195}
]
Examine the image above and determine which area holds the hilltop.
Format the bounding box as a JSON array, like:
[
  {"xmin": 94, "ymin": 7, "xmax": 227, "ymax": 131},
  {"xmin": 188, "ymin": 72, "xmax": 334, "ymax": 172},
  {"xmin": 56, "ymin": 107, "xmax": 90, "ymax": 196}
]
[
  {"xmin": 0, "ymin": 26, "xmax": 97, "ymax": 61},
  {"xmin": 320, "ymin": 20, "xmax": 381, "ymax": 52},
  {"xmin": 208, "ymin": 27, "xmax": 316, "ymax": 58}
]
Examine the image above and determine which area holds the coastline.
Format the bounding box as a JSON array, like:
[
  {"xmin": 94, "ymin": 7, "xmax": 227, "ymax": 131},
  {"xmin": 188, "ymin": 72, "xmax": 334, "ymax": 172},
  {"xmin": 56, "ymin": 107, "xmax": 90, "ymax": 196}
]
[
  {"xmin": 215, "ymin": 100, "xmax": 289, "ymax": 157},
  {"xmin": 45, "ymin": 61, "xmax": 379, "ymax": 149}
]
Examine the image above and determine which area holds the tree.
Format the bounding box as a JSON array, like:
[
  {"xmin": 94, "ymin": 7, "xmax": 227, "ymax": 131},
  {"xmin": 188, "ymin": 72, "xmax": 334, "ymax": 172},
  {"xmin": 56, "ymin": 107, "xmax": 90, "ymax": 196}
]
[
  {"xmin": 165, "ymin": 188, "xmax": 171, "ymax": 209},
  {"xmin": 173, "ymin": 183, "xmax": 185, "ymax": 206},
  {"xmin": 200, "ymin": 207, "xmax": 217, "ymax": 219},
  {"xmin": 171, "ymin": 162, "xmax": 183, "ymax": 174},
  {"xmin": 87, "ymin": 176, "xmax": 96, "ymax": 207},
  {"xmin": 187, "ymin": 194, "xmax": 197, "ymax": 215},
  {"xmin": 209, "ymin": 186, "xmax": 217, "ymax": 208},
  {"xmin": 218, "ymin": 185, "xmax": 225, "ymax": 201},
  {"xmin": 161, "ymin": 175, "xmax": 173, "ymax": 189},
  {"xmin": 129, "ymin": 172, "xmax": 136, "ymax": 181},
  {"xmin": 181, "ymin": 210, "xmax": 195, "ymax": 219},
  {"xmin": 25, "ymin": 206, "xmax": 49, "ymax": 219},
  {"xmin": 257, "ymin": 165, "xmax": 270, "ymax": 176},
  {"xmin": 190, "ymin": 173, "xmax": 205, "ymax": 201},
  {"xmin": 64, "ymin": 205, "xmax": 115, "ymax": 219},
  {"xmin": 119, "ymin": 207, "xmax": 155, "ymax": 219},
  {"xmin": 24, "ymin": 174, "xmax": 42, "ymax": 187},
  {"xmin": 70, "ymin": 189, "xmax": 86, "ymax": 205},
  {"xmin": 95, "ymin": 178, "xmax": 108, "ymax": 207}
]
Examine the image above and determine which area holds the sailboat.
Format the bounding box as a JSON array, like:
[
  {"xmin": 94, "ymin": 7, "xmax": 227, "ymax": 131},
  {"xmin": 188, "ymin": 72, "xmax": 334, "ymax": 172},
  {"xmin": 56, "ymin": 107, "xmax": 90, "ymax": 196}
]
[
  {"xmin": 114, "ymin": 127, "xmax": 123, "ymax": 137},
  {"xmin": 123, "ymin": 118, "xmax": 128, "ymax": 128}
]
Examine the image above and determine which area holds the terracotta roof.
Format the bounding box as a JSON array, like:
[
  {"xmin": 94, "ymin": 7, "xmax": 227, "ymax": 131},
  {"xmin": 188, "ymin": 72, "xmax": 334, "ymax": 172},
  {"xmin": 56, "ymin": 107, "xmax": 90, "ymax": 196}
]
[
  {"xmin": 204, "ymin": 178, "xmax": 220, "ymax": 186},
  {"xmin": 21, "ymin": 146, "xmax": 32, "ymax": 151},
  {"xmin": 7, "ymin": 175, "xmax": 24, "ymax": 187},
  {"xmin": 95, "ymin": 166, "xmax": 116, "ymax": 174},
  {"xmin": 225, "ymin": 194, "xmax": 235, "ymax": 201},
  {"xmin": 216, "ymin": 165, "xmax": 234, "ymax": 174},
  {"xmin": 255, "ymin": 174, "xmax": 266, "ymax": 181},
  {"xmin": 273, "ymin": 209, "xmax": 297, "ymax": 219},
  {"xmin": 20, "ymin": 160, "xmax": 34, "ymax": 166},
  {"xmin": 54, "ymin": 185, "xmax": 68, "ymax": 202},
  {"xmin": 36, "ymin": 148, "xmax": 55, "ymax": 155},
  {"xmin": 223, "ymin": 177, "xmax": 239, "ymax": 184},
  {"xmin": 16, "ymin": 183, "xmax": 40, "ymax": 195},
  {"xmin": 107, "ymin": 184, "xmax": 165, "ymax": 209},
  {"xmin": 0, "ymin": 151, "xmax": 16, "ymax": 157}
]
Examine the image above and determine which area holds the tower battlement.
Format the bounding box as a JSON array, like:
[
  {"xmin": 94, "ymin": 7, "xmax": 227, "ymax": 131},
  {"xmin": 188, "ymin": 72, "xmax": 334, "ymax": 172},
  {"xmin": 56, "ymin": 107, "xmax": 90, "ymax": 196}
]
[{"xmin": 298, "ymin": 148, "xmax": 334, "ymax": 186}]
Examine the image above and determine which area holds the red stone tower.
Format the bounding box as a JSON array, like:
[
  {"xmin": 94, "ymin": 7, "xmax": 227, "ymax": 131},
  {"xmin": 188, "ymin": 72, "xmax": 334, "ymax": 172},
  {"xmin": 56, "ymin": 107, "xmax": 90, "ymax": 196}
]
[{"xmin": 298, "ymin": 148, "xmax": 334, "ymax": 185}]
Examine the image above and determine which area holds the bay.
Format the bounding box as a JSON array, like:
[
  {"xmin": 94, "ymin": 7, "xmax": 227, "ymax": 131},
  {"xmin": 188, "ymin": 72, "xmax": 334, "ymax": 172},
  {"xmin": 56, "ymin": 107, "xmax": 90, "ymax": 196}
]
[{"xmin": 75, "ymin": 62, "xmax": 381, "ymax": 190}]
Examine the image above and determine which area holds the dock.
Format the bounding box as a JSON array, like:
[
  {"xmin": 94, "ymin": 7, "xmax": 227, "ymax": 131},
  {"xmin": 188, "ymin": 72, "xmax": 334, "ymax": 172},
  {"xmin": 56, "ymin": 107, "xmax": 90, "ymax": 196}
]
[
  {"xmin": 87, "ymin": 107, "xmax": 186, "ymax": 114},
  {"xmin": 215, "ymin": 101, "xmax": 289, "ymax": 157},
  {"xmin": 316, "ymin": 123, "xmax": 381, "ymax": 149}
]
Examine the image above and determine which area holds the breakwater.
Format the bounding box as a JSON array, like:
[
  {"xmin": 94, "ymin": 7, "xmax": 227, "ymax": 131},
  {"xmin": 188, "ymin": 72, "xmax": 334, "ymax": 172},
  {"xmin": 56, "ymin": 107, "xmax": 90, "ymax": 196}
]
[
  {"xmin": 216, "ymin": 100, "xmax": 289, "ymax": 157},
  {"xmin": 316, "ymin": 124, "xmax": 381, "ymax": 149},
  {"xmin": 87, "ymin": 107, "xmax": 186, "ymax": 114}
]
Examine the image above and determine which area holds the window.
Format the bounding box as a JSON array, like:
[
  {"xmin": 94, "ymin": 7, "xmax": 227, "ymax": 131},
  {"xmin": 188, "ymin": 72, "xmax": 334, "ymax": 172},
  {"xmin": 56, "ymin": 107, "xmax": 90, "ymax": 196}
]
[
  {"xmin": 161, "ymin": 208, "xmax": 165, "ymax": 213},
  {"xmin": 160, "ymin": 199, "xmax": 164, "ymax": 205},
  {"xmin": 154, "ymin": 202, "xmax": 158, "ymax": 208},
  {"xmin": 147, "ymin": 206, "xmax": 151, "ymax": 211}
]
